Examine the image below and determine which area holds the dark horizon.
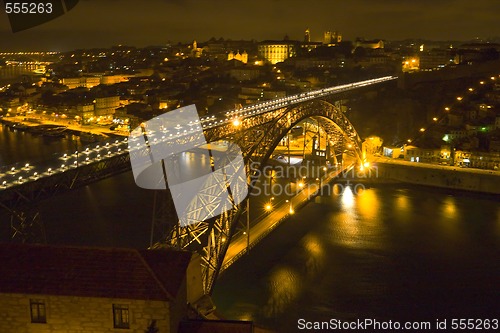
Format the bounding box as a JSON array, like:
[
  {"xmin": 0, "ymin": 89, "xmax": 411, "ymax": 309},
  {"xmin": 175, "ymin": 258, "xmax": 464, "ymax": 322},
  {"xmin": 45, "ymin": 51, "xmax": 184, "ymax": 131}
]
[{"xmin": 1, "ymin": 0, "xmax": 500, "ymax": 52}]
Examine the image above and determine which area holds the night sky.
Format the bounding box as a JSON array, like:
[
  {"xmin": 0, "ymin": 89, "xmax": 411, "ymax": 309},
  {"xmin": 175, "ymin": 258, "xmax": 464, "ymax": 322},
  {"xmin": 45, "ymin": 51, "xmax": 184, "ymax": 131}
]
[{"xmin": 1, "ymin": 0, "xmax": 500, "ymax": 51}]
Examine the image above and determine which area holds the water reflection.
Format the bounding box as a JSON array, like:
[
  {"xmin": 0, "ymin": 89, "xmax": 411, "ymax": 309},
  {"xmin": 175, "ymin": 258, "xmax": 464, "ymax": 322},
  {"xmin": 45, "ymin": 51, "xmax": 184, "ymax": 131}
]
[
  {"xmin": 340, "ymin": 186, "xmax": 355, "ymax": 211},
  {"xmin": 263, "ymin": 266, "xmax": 301, "ymax": 318},
  {"xmin": 356, "ymin": 187, "xmax": 379, "ymax": 220},
  {"xmin": 214, "ymin": 184, "xmax": 500, "ymax": 329},
  {"xmin": 442, "ymin": 195, "xmax": 457, "ymax": 219},
  {"xmin": 301, "ymin": 234, "xmax": 325, "ymax": 278}
]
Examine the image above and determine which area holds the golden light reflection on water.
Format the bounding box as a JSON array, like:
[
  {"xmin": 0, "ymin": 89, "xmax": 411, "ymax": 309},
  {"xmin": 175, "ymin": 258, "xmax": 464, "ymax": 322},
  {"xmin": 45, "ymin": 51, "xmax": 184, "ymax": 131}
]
[
  {"xmin": 301, "ymin": 234, "xmax": 325, "ymax": 277},
  {"xmin": 356, "ymin": 187, "xmax": 379, "ymax": 220},
  {"xmin": 340, "ymin": 186, "xmax": 355, "ymax": 211},
  {"xmin": 263, "ymin": 266, "xmax": 301, "ymax": 317},
  {"xmin": 396, "ymin": 194, "xmax": 409, "ymax": 210},
  {"xmin": 442, "ymin": 196, "xmax": 457, "ymax": 219},
  {"xmin": 437, "ymin": 195, "xmax": 463, "ymax": 241}
]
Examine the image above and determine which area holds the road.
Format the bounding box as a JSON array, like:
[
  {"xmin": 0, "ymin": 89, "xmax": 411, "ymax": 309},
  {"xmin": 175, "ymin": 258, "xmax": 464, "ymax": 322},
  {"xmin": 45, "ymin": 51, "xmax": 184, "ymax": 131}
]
[{"xmin": 221, "ymin": 163, "xmax": 354, "ymax": 271}]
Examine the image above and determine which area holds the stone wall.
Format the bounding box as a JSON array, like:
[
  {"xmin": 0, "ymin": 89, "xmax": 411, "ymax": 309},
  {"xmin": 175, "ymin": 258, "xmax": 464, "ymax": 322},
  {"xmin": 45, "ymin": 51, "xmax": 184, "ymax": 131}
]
[
  {"xmin": 0, "ymin": 293, "xmax": 171, "ymax": 333},
  {"xmin": 376, "ymin": 161, "xmax": 500, "ymax": 194}
]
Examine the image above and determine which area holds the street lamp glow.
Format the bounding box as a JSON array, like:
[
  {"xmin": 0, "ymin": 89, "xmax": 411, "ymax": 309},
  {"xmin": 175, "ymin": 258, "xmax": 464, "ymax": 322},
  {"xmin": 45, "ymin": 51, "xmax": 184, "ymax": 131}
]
[
  {"xmin": 232, "ymin": 118, "xmax": 241, "ymax": 127},
  {"xmin": 420, "ymin": 128, "xmax": 425, "ymax": 132},
  {"xmin": 433, "ymin": 117, "xmax": 438, "ymax": 121},
  {"xmin": 363, "ymin": 162, "xmax": 370, "ymax": 168},
  {"xmin": 298, "ymin": 181, "xmax": 305, "ymax": 188},
  {"xmin": 468, "ymin": 88, "xmax": 474, "ymax": 92},
  {"xmin": 445, "ymin": 107, "xmax": 450, "ymax": 111},
  {"xmin": 265, "ymin": 203, "xmax": 272, "ymax": 211},
  {"xmin": 456, "ymin": 97, "xmax": 463, "ymax": 101},
  {"xmin": 480, "ymin": 81, "xmax": 485, "ymax": 85}
]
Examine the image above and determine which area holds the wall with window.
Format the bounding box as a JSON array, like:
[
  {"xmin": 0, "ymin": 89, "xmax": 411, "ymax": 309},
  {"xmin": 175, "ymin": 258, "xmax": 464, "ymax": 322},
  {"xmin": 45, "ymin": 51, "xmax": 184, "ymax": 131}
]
[{"xmin": 0, "ymin": 293, "xmax": 173, "ymax": 332}]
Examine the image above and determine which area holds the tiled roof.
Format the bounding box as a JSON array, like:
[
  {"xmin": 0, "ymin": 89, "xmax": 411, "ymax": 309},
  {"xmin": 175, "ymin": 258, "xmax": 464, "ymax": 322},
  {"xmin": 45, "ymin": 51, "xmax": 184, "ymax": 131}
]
[{"xmin": 0, "ymin": 243, "xmax": 192, "ymax": 301}]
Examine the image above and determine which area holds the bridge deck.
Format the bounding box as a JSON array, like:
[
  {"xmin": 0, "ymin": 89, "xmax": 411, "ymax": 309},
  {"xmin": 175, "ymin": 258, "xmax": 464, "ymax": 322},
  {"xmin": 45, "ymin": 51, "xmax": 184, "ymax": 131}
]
[{"xmin": 221, "ymin": 163, "xmax": 354, "ymax": 271}]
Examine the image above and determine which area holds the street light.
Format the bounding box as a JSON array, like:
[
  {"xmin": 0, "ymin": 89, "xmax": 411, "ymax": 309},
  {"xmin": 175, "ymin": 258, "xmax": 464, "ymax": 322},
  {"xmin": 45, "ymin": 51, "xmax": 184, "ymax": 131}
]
[
  {"xmin": 285, "ymin": 199, "xmax": 294, "ymax": 214},
  {"xmin": 232, "ymin": 118, "xmax": 241, "ymax": 127}
]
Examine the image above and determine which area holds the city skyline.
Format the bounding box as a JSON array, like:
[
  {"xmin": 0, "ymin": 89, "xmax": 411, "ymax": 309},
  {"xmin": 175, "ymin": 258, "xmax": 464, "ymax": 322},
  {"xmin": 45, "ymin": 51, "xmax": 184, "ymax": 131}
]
[{"xmin": 1, "ymin": 0, "xmax": 500, "ymax": 51}]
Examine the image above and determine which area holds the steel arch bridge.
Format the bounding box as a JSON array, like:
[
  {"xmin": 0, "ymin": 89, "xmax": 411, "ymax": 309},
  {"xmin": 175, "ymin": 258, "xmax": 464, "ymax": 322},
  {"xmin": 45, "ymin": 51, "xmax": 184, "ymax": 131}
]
[
  {"xmin": 152, "ymin": 98, "xmax": 368, "ymax": 296},
  {"xmin": 0, "ymin": 75, "xmax": 396, "ymax": 298}
]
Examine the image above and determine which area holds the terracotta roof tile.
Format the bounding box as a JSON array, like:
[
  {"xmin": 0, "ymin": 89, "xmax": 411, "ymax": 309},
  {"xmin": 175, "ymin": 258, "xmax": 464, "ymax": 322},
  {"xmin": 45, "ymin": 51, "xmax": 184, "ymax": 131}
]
[{"xmin": 0, "ymin": 243, "xmax": 191, "ymax": 301}]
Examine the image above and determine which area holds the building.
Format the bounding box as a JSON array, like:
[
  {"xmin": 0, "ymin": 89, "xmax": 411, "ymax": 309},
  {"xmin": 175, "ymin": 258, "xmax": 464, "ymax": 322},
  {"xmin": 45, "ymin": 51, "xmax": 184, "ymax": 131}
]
[
  {"xmin": 229, "ymin": 67, "xmax": 262, "ymax": 81},
  {"xmin": 354, "ymin": 38, "xmax": 384, "ymax": 49},
  {"xmin": 0, "ymin": 243, "xmax": 193, "ymax": 333},
  {"xmin": 95, "ymin": 95, "xmax": 121, "ymax": 117},
  {"xmin": 403, "ymin": 145, "xmax": 451, "ymax": 163},
  {"xmin": 455, "ymin": 150, "xmax": 500, "ymax": 169},
  {"xmin": 304, "ymin": 28, "xmax": 311, "ymax": 43},
  {"xmin": 323, "ymin": 31, "xmax": 341, "ymax": 45},
  {"xmin": 238, "ymin": 87, "xmax": 286, "ymax": 103},
  {"xmin": 61, "ymin": 76, "xmax": 101, "ymax": 89},
  {"xmin": 258, "ymin": 40, "xmax": 297, "ymax": 64},
  {"xmin": 419, "ymin": 49, "xmax": 454, "ymax": 70},
  {"xmin": 227, "ymin": 50, "xmax": 248, "ymax": 64}
]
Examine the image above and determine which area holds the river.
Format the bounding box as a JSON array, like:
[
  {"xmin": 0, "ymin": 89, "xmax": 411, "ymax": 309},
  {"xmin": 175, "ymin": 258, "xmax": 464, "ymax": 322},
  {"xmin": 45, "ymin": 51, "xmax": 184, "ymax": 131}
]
[{"xmin": 0, "ymin": 124, "xmax": 499, "ymax": 331}]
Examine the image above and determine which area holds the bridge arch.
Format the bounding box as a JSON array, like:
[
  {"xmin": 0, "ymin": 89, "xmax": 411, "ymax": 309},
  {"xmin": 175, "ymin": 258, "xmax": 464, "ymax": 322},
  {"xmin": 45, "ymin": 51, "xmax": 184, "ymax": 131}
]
[
  {"xmin": 235, "ymin": 99, "xmax": 363, "ymax": 171},
  {"xmin": 162, "ymin": 98, "xmax": 365, "ymax": 295}
]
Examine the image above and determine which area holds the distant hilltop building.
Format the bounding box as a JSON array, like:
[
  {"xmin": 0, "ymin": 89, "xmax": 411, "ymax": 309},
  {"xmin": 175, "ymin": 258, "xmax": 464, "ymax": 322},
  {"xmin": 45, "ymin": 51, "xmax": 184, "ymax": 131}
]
[
  {"xmin": 355, "ymin": 38, "xmax": 385, "ymax": 49},
  {"xmin": 227, "ymin": 50, "xmax": 248, "ymax": 64},
  {"xmin": 190, "ymin": 40, "xmax": 203, "ymax": 58},
  {"xmin": 304, "ymin": 28, "xmax": 311, "ymax": 42},
  {"xmin": 324, "ymin": 31, "xmax": 342, "ymax": 45},
  {"xmin": 258, "ymin": 39, "xmax": 298, "ymax": 64}
]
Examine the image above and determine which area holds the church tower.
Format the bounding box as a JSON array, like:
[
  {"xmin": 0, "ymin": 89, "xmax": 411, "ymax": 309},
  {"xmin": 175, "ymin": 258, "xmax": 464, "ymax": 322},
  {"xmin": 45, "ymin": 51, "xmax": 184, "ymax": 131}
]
[{"xmin": 304, "ymin": 28, "xmax": 311, "ymax": 43}]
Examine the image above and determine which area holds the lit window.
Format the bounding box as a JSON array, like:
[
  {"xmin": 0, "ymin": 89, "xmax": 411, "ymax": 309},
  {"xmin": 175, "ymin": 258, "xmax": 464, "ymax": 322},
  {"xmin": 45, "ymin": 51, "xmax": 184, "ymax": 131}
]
[
  {"xmin": 113, "ymin": 304, "xmax": 130, "ymax": 329},
  {"xmin": 30, "ymin": 299, "xmax": 46, "ymax": 323}
]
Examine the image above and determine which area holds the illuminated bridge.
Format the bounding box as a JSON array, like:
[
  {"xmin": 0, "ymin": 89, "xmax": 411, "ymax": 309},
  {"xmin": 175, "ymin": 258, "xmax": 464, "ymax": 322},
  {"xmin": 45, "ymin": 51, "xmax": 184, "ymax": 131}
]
[{"xmin": 0, "ymin": 75, "xmax": 396, "ymax": 294}]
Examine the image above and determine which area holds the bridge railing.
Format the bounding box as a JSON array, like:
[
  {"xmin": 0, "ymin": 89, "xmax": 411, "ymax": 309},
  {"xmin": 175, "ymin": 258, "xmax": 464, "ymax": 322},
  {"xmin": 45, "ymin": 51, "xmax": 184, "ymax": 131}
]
[
  {"xmin": 0, "ymin": 137, "xmax": 130, "ymax": 190},
  {"xmin": 0, "ymin": 76, "xmax": 397, "ymax": 191}
]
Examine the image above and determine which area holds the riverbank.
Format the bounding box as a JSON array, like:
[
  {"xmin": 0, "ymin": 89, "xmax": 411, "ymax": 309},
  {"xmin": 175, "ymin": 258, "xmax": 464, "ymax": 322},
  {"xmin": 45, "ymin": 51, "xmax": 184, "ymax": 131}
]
[
  {"xmin": 371, "ymin": 157, "xmax": 500, "ymax": 195},
  {"xmin": 0, "ymin": 115, "xmax": 128, "ymax": 138}
]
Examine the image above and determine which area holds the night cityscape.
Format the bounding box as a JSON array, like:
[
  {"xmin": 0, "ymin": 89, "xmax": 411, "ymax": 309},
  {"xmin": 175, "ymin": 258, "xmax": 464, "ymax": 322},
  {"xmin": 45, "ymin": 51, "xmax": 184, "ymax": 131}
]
[{"xmin": 0, "ymin": 1, "xmax": 499, "ymax": 332}]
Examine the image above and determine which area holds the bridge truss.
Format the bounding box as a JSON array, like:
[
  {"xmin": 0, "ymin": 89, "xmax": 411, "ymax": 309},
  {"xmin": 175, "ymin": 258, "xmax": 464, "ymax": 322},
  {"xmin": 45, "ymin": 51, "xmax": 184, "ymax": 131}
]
[{"xmin": 154, "ymin": 98, "xmax": 364, "ymax": 295}]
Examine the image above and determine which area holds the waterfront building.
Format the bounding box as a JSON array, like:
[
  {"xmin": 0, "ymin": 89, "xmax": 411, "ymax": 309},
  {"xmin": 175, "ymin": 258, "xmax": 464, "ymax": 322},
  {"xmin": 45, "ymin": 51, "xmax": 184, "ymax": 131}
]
[{"xmin": 0, "ymin": 244, "xmax": 193, "ymax": 333}]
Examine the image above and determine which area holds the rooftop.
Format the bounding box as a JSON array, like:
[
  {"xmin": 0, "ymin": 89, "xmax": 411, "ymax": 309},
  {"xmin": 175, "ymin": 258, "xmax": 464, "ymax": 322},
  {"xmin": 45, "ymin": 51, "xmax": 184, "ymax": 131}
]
[{"xmin": 0, "ymin": 243, "xmax": 192, "ymax": 301}]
